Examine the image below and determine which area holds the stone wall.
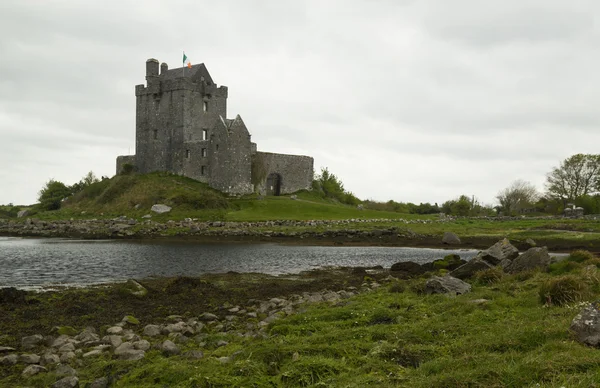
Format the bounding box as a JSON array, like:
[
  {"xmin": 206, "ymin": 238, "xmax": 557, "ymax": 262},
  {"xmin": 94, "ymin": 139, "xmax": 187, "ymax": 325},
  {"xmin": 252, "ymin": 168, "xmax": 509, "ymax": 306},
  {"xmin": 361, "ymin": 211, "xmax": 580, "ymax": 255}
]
[
  {"xmin": 116, "ymin": 155, "xmax": 136, "ymax": 175},
  {"xmin": 252, "ymin": 152, "xmax": 314, "ymax": 195}
]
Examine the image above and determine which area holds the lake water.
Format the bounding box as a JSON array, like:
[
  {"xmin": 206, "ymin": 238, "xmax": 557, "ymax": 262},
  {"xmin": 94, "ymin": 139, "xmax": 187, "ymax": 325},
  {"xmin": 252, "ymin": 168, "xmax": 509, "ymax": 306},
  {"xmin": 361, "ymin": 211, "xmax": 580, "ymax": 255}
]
[{"xmin": 0, "ymin": 237, "xmax": 479, "ymax": 289}]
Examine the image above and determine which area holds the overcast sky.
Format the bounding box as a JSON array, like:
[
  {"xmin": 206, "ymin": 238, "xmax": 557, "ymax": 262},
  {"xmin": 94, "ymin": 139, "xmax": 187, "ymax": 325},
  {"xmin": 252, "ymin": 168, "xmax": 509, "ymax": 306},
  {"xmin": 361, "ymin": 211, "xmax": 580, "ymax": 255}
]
[{"xmin": 1, "ymin": 0, "xmax": 599, "ymax": 206}]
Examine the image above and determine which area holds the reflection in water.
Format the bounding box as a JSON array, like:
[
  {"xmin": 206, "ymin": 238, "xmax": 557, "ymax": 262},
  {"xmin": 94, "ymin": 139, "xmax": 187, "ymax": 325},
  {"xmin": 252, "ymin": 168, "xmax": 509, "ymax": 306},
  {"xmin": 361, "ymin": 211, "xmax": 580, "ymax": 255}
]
[{"xmin": 0, "ymin": 237, "xmax": 478, "ymax": 288}]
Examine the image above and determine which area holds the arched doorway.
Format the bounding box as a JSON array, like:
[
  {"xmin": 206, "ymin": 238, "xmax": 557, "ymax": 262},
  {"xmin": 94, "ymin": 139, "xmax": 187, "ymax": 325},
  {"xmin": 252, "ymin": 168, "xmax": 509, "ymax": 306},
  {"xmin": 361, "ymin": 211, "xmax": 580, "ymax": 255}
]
[{"xmin": 266, "ymin": 173, "xmax": 281, "ymax": 196}]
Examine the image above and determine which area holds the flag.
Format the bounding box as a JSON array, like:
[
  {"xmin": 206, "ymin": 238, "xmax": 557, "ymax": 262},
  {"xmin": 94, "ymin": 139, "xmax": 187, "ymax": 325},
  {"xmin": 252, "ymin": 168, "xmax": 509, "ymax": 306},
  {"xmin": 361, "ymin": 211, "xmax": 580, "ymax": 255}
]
[{"xmin": 183, "ymin": 52, "xmax": 192, "ymax": 68}]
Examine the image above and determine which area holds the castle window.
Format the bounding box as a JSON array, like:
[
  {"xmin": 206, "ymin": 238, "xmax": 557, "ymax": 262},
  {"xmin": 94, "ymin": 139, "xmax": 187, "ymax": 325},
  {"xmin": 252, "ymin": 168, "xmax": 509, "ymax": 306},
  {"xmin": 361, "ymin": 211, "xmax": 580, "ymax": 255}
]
[
  {"xmin": 202, "ymin": 129, "xmax": 208, "ymax": 141},
  {"xmin": 216, "ymin": 144, "xmax": 219, "ymax": 151},
  {"xmin": 203, "ymin": 101, "xmax": 208, "ymax": 112},
  {"xmin": 201, "ymin": 148, "xmax": 207, "ymax": 157},
  {"xmin": 186, "ymin": 150, "xmax": 190, "ymax": 159},
  {"xmin": 153, "ymin": 130, "xmax": 158, "ymax": 140},
  {"xmin": 201, "ymin": 166, "xmax": 206, "ymax": 175}
]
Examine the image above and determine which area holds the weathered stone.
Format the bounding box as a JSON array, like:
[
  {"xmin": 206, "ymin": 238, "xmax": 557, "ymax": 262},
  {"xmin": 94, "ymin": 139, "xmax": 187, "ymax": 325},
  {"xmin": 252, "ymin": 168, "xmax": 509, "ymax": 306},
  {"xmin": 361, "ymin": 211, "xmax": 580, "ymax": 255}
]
[
  {"xmin": 425, "ymin": 276, "xmax": 471, "ymax": 295},
  {"xmin": 90, "ymin": 377, "xmax": 109, "ymax": 388},
  {"xmin": 40, "ymin": 353, "xmax": 60, "ymax": 366},
  {"xmin": 123, "ymin": 279, "xmax": 147, "ymax": 297},
  {"xmin": 82, "ymin": 349, "xmax": 103, "ymax": 358},
  {"xmin": 525, "ymin": 238, "xmax": 537, "ymax": 247},
  {"xmin": 58, "ymin": 342, "xmax": 76, "ymax": 353},
  {"xmin": 442, "ymin": 232, "xmax": 461, "ymax": 245},
  {"xmin": 479, "ymin": 238, "xmax": 519, "ymax": 265},
  {"xmin": 143, "ymin": 324, "xmax": 161, "ymax": 337},
  {"xmin": 17, "ymin": 209, "xmax": 30, "ymax": 218},
  {"xmin": 20, "ymin": 353, "xmax": 41, "ymax": 364},
  {"xmin": 450, "ymin": 257, "xmax": 494, "ymax": 280},
  {"xmin": 133, "ymin": 340, "xmax": 150, "ymax": 351},
  {"xmin": 199, "ymin": 312, "xmax": 219, "ymax": 321},
  {"xmin": 92, "ymin": 344, "xmax": 112, "ymax": 352},
  {"xmin": 122, "ymin": 315, "xmax": 140, "ymax": 325},
  {"xmin": 151, "ymin": 204, "xmax": 172, "ymax": 214},
  {"xmin": 75, "ymin": 328, "xmax": 99, "ymax": 343},
  {"xmin": 102, "ymin": 335, "xmax": 122, "ymax": 348},
  {"xmin": 184, "ymin": 350, "xmax": 204, "ymax": 359},
  {"xmin": 505, "ymin": 247, "xmax": 551, "ymax": 273},
  {"xmin": 0, "ymin": 346, "xmax": 15, "ymax": 353},
  {"xmin": 123, "ymin": 333, "xmax": 140, "ymax": 342},
  {"xmin": 0, "ymin": 354, "xmax": 18, "ymax": 365},
  {"xmin": 51, "ymin": 335, "xmax": 72, "ymax": 348},
  {"xmin": 56, "ymin": 326, "xmax": 78, "ymax": 336},
  {"xmin": 55, "ymin": 364, "xmax": 78, "ymax": 377},
  {"xmin": 115, "ymin": 343, "xmax": 145, "ymax": 360},
  {"xmin": 390, "ymin": 261, "xmax": 426, "ymax": 276},
  {"xmin": 168, "ymin": 332, "xmax": 190, "ymax": 344},
  {"xmin": 22, "ymin": 334, "xmax": 44, "ymax": 349},
  {"xmin": 51, "ymin": 376, "xmax": 79, "ymax": 388},
  {"xmin": 22, "ymin": 364, "xmax": 47, "ymax": 377},
  {"xmin": 161, "ymin": 340, "xmax": 180, "ymax": 356},
  {"xmin": 570, "ymin": 302, "xmax": 600, "ymax": 346},
  {"xmin": 106, "ymin": 326, "xmax": 123, "ymax": 335},
  {"xmin": 60, "ymin": 352, "xmax": 77, "ymax": 363}
]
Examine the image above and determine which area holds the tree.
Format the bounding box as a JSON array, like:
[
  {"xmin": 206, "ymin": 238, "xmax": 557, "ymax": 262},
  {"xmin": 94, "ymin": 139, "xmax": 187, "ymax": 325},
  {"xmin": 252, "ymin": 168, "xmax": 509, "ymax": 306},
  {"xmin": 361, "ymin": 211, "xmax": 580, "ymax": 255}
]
[
  {"xmin": 496, "ymin": 180, "xmax": 539, "ymax": 215},
  {"xmin": 70, "ymin": 171, "xmax": 100, "ymax": 194},
  {"xmin": 545, "ymin": 154, "xmax": 600, "ymax": 206},
  {"xmin": 312, "ymin": 167, "xmax": 360, "ymax": 206},
  {"xmin": 38, "ymin": 179, "xmax": 71, "ymax": 210}
]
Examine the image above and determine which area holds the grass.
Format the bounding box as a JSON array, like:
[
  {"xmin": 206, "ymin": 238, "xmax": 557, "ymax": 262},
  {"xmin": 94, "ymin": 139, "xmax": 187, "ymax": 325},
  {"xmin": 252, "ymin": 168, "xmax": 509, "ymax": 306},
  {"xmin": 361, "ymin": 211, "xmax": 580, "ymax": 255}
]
[{"xmin": 4, "ymin": 253, "xmax": 600, "ymax": 386}]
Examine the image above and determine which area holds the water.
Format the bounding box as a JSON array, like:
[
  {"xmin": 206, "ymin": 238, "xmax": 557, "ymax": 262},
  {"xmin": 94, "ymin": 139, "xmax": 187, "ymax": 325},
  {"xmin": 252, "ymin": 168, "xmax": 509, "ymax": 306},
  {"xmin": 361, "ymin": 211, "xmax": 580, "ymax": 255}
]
[{"xmin": 0, "ymin": 237, "xmax": 479, "ymax": 289}]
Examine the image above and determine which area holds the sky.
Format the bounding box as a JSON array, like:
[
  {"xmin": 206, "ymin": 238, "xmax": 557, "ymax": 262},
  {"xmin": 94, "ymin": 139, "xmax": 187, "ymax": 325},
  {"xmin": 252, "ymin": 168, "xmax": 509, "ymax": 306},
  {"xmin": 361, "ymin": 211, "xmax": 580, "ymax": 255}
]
[{"xmin": 1, "ymin": 0, "xmax": 600, "ymax": 207}]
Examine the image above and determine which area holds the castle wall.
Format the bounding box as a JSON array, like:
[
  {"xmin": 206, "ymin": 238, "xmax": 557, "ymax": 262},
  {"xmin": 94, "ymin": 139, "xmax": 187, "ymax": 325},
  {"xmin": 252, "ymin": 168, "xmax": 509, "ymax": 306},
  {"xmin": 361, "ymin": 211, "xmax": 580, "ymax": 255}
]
[
  {"xmin": 252, "ymin": 152, "xmax": 314, "ymax": 195},
  {"xmin": 116, "ymin": 155, "xmax": 136, "ymax": 175}
]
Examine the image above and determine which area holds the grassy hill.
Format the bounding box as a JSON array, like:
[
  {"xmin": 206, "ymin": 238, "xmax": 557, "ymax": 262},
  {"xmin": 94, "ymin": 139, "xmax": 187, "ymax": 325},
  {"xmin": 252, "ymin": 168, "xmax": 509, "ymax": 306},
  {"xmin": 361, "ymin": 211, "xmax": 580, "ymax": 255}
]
[{"xmin": 24, "ymin": 172, "xmax": 419, "ymax": 222}]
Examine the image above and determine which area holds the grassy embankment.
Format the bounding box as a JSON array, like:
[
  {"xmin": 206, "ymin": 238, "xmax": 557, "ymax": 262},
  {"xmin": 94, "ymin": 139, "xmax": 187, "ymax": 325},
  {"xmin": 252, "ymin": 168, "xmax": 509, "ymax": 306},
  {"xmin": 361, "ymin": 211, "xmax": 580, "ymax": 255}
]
[
  {"xmin": 5, "ymin": 172, "xmax": 600, "ymax": 248},
  {"xmin": 3, "ymin": 252, "xmax": 600, "ymax": 386}
]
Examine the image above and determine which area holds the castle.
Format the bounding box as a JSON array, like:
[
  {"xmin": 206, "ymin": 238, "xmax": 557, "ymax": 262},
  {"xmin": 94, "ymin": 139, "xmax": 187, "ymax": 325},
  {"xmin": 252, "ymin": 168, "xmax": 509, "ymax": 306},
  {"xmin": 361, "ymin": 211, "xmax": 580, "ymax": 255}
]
[{"xmin": 116, "ymin": 58, "xmax": 314, "ymax": 195}]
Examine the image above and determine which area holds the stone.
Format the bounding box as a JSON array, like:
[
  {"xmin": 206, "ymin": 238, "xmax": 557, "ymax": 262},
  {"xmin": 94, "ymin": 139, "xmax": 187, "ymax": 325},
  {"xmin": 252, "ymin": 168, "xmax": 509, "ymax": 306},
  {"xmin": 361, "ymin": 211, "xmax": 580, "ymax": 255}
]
[
  {"xmin": 199, "ymin": 312, "xmax": 219, "ymax": 321},
  {"xmin": 114, "ymin": 342, "xmax": 145, "ymax": 361},
  {"xmin": 58, "ymin": 342, "xmax": 76, "ymax": 353},
  {"xmin": 142, "ymin": 214, "xmax": 152, "ymax": 219},
  {"xmin": 20, "ymin": 353, "xmax": 41, "ymax": 364},
  {"xmin": 17, "ymin": 209, "xmax": 30, "ymax": 218},
  {"xmin": 55, "ymin": 364, "xmax": 78, "ymax": 377},
  {"xmin": 40, "ymin": 353, "xmax": 60, "ymax": 366},
  {"xmin": 60, "ymin": 352, "xmax": 77, "ymax": 363},
  {"xmin": 102, "ymin": 335, "xmax": 122, "ymax": 348},
  {"xmin": 570, "ymin": 301, "xmax": 600, "ymax": 346},
  {"xmin": 0, "ymin": 354, "xmax": 18, "ymax": 365},
  {"xmin": 184, "ymin": 350, "xmax": 204, "ymax": 359},
  {"xmin": 479, "ymin": 238, "xmax": 519, "ymax": 265},
  {"xmin": 0, "ymin": 287, "xmax": 27, "ymax": 304},
  {"xmin": 122, "ymin": 315, "xmax": 140, "ymax": 325},
  {"xmin": 75, "ymin": 328, "xmax": 99, "ymax": 343},
  {"xmin": 56, "ymin": 326, "xmax": 78, "ymax": 336},
  {"xmin": 450, "ymin": 257, "xmax": 494, "ymax": 280},
  {"xmin": 90, "ymin": 377, "xmax": 109, "ymax": 388},
  {"xmin": 133, "ymin": 340, "xmax": 150, "ymax": 351},
  {"xmin": 151, "ymin": 204, "xmax": 172, "ymax": 214},
  {"xmin": 442, "ymin": 232, "xmax": 461, "ymax": 245},
  {"xmin": 505, "ymin": 247, "xmax": 551, "ymax": 273},
  {"xmin": 143, "ymin": 324, "xmax": 161, "ymax": 337},
  {"xmin": 22, "ymin": 364, "xmax": 47, "ymax": 377},
  {"xmin": 51, "ymin": 376, "xmax": 79, "ymax": 388},
  {"xmin": 390, "ymin": 261, "xmax": 426, "ymax": 276},
  {"xmin": 0, "ymin": 346, "xmax": 15, "ymax": 353},
  {"xmin": 161, "ymin": 340, "xmax": 180, "ymax": 356},
  {"xmin": 82, "ymin": 349, "xmax": 103, "ymax": 358},
  {"xmin": 425, "ymin": 276, "xmax": 471, "ymax": 295},
  {"xmin": 123, "ymin": 333, "xmax": 140, "ymax": 342},
  {"xmin": 123, "ymin": 279, "xmax": 147, "ymax": 297},
  {"xmin": 22, "ymin": 334, "xmax": 44, "ymax": 349},
  {"xmin": 525, "ymin": 238, "xmax": 537, "ymax": 247},
  {"xmin": 168, "ymin": 333, "xmax": 190, "ymax": 344},
  {"xmin": 106, "ymin": 326, "xmax": 123, "ymax": 335},
  {"xmin": 51, "ymin": 335, "xmax": 72, "ymax": 348}
]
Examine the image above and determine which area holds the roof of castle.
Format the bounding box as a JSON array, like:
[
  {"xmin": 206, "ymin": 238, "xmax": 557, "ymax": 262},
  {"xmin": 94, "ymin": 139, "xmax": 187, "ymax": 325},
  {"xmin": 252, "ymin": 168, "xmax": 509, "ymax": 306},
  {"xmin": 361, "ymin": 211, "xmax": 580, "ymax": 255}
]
[{"xmin": 160, "ymin": 63, "xmax": 214, "ymax": 84}]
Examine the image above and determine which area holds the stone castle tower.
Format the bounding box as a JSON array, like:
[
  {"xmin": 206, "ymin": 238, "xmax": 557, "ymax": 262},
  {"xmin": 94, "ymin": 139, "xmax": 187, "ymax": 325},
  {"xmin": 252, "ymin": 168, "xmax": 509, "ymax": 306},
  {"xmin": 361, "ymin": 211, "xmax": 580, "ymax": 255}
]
[{"xmin": 116, "ymin": 58, "xmax": 314, "ymax": 195}]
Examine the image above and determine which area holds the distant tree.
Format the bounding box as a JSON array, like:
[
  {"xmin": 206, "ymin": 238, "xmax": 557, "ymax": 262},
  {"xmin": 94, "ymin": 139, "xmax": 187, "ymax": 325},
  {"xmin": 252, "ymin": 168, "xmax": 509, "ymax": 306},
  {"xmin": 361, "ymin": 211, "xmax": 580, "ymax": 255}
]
[
  {"xmin": 442, "ymin": 195, "xmax": 493, "ymax": 216},
  {"xmin": 496, "ymin": 180, "xmax": 539, "ymax": 215},
  {"xmin": 38, "ymin": 179, "xmax": 71, "ymax": 210},
  {"xmin": 70, "ymin": 171, "xmax": 100, "ymax": 194},
  {"xmin": 312, "ymin": 168, "xmax": 360, "ymax": 206},
  {"xmin": 545, "ymin": 154, "xmax": 600, "ymax": 207}
]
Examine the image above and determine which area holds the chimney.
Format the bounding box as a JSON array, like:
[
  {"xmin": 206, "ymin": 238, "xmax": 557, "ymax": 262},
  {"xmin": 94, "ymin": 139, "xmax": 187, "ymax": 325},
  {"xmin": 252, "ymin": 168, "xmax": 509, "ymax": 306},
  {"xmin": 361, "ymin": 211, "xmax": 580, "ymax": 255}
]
[
  {"xmin": 146, "ymin": 58, "xmax": 159, "ymax": 78},
  {"xmin": 160, "ymin": 62, "xmax": 168, "ymax": 75}
]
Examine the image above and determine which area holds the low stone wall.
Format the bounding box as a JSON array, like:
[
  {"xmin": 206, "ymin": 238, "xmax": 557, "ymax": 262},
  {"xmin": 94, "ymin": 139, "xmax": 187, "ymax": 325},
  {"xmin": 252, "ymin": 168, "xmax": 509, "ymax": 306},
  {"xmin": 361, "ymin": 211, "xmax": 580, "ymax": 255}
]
[{"xmin": 252, "ymin": 152, "xmax": 313, "ymax": 195}]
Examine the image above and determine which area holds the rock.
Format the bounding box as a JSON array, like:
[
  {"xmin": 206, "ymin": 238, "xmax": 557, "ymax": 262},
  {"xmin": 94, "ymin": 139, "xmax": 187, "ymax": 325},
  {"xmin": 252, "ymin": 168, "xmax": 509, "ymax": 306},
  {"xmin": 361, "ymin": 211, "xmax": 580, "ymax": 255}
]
[
  {"xmin": 133, "ymin": 340, "xmax": 150, "ymax": 351},
  {"xmin": 40, "ymin": 353, "xmax": 60, "ymax": 365},
  {"xmin": 102, "ymin": 335, "xmax": 122, "ymax": 348},
  {"xmin": 390, "ymin": 261, "xmax": 426, "ymax": 276},
  {"xmin": 450, "ymin": 257, "xmax": 494, "ymax": 280},
  {"xmin": 123, "ymin": 279, "xmax": 147, "ymax": 297},
  {"xmin": 168, "ymin": 333, "xmax": 190, "ymax": 344},
  {"xmin": 114, "ymin": 343, "xmax": 145, "ymax": 361},
  {"xmin": 90, "ymin": 377, "xmax": 109, "ymax": 388},
  {"xmin": 75, "ymin": 328, "xmax": 99, "ymax": 343},
  {"xmin": 58, "ymin": 342, "xmax": 76, "ymax": 353},
  {"xmin": 142, "ymin": 214, "xmax": 152, "ymax": 219},
  {"xmin": 0, "ymin": 346, "xmax": 15, "ymax": 353},
  {"xmin": 20, "ymin": 353, "xmax": 41, "ymax": 364},
  {"xmin": 82, "ymin": 349, "xmax": 103, "ymax": 358},
  {"xmin": 199, "ymin": 312, "xmax": 219, "ymax": 321},
  {"xmin": 60, "ymin": 352, "xmax": 77, "ymax": 363},
  {"xmin": 442, "ymin": 232, "xmax": 461, "ymax": 245},
  {"xmin": 55, "ymin": 364, "xmax": 78, "ymax": 377},
  {"xmin": 0, "ymin": 354, "xmax": 18, "ymax": 365},
  {"xmin": 0, "ymin": 287, "xmax": 27, "ymax": 304},
  {"xmin": 479, "ymin": 238, "xmax": 519, "ymax": 265},
  {"xmin": 106, "ymin": 326, "xmax": 123, "ymax": 335},
  {"xmin": 469, "ymin": 299, "xmax": 490, "ymax": 305},
  {"xmin": 161, "ymin": 340, "xmax": 180, "ymax": 356},
  {"xmin": 570, "ymin": 301, "xmax": 600, "ymax": 346},
  {"xmin": 17, "ymin": 209, "xmax": 30, "ymax": 218},
  {"xmin": 51, "ymin": 335, "xmax": 72, "ymax": 348},
  {"xmin": 22, "ymin": 364, "xmax": 47, "ymax": 377},
  {"xmin": 184, "ymin": 350, "xmax": 204, "ymax": 359},
  {"xmin": 143, "ymin": 324, "xmax": 161, "ymax": 337},
  {"xmin": 51, "ymin": 376, "xmax": 79, "ymax": 388},
  {"xmin": 505, "ymin": 247, "xmax": 551, "ymax": 273},
  {"xmin": 22, "ymin": 334, "xmax": 44, "ymax": 349},
  {"xmin": 425, "ymin": 276, "xmax": 471, "ymax": 295},
  {"xmin": 122, "ymin": 315, "xmax": 140, "ymax": 325},
  {"xmin": 151, "ymin": 204, "xmax": 172, "ymax": 214},
  {"xmin": 525, "ymin": 238, "xmax": 537, "ymax": 248},
  {"xmin": 216, "ymin": 340, "xmax": 229, "ymax": 347},
  {"xmin": 56, "ymin": 326, "xmax": 78, "ymax": 336}
]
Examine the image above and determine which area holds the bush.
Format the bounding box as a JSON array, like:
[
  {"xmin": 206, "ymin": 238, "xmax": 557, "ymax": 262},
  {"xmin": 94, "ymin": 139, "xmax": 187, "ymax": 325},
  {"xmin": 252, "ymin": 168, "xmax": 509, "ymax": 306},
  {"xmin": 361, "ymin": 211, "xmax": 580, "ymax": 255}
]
[
  {"xmin": 539, "ymin": 275, "xmax": 590, "ymax": 306},
  {"xmin": 547, "ymin": 260, "xmax": 581, "ymax": 275},
  {"xmin": 38, "ymin": 179, "xmax": 71, "ymax": 210},
  {"xmin": 568, "ymin": 250, "xmax": 596, "ymax": 263},
  {"xmin": 388, "ymin": 282, "xmax": 405, "ymax": 293},
  {"xmin": 474, "ymin": 267, "xmax": 504, "ymax": 285}
]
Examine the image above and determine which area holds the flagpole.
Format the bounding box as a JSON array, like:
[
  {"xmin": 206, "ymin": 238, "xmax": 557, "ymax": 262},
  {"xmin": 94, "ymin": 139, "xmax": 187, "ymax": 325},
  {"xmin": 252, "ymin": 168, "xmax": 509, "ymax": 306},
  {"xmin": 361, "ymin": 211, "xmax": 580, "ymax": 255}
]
[{"xmin": 182, "ymin": 51, "xmax": 185, "ymax": 78}]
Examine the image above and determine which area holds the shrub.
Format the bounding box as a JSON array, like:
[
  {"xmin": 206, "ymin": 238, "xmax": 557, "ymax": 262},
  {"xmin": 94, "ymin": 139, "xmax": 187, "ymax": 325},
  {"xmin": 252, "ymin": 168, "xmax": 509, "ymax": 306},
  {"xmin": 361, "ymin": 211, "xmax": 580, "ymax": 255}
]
[
  {"xmin": 474, "ymin": 267, "xmax": 504, "ymax": 285},
  {"xmin": 388, "ymin": 282, "xmax": 405, "ymax": 294},
  {"xmin": 120, "ymin": 163, "xmax": 135, "ymax": 175},
  {"xmin": 547, "ymin": 260, "xmax": 581, "ymax": 275},
  {"xmin": 539, "ymin": 275, "xmax": 590, "ymax": 306},
  {"xmin": 568, "ymin": 250, "xmax": 596, "ymax": 263},
  {"xmin": 38, "ymin": 179, "xmax": 71, "ymax": 210}
]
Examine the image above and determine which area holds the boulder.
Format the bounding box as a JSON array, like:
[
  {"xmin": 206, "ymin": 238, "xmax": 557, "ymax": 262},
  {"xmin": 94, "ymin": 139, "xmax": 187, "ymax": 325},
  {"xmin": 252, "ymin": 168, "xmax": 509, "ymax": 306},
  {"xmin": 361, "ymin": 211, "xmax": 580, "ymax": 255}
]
[
  {"xmin": 525, "ymin": 238, "xmax": 537, "ymax": 248},
  {"xmin": 55, "ymin": 364, "xmax": 78, "ymax": 377},
  {"xmin": 0, "ymin": 346, "xmax": 15, "ymax": 353},
  {"xmin": 479, "ymin": 238, "xmax": 519, "ymax": 265},
  {"xmin": 90, "ymin": 377, "xmax": 109, "ymax": 388},
  {"xmin": 133, "ymin": 340, "xmax": 150, "ymax": 351},
  {"xmin": 106, "ymin": 326, "xmax": 123, "ymax": 335},
  {"xmin": 161, "ymin": 340, "xmax": 180, "ymax": 356},
  {"xmin": 0, "ymin": 354, "xmax": 18, "ymax": 365},
  {"xmin": 442, "ymin": 232, "xmax": 461, "ymax": 245},
  {"xmin": 151, "ymin": 204, "xmax": 172, "ymax": 214},
  {"xmin": 449, "ymin": 257, "xmax": 494, "ymax": 280},
  {"xmin": 425, "ymin": 276, "xmax": 471, "ymax": 295},
  {"xmin": 17, "ymin": 209, "xmax": 30, "ymax": 218},
  {"xmin": 40, "ymin": 353, "xmax": 60, "ymax": 366},
  {"xmin": 102, "ymin": 335, "xmax": 122, "ymax": 348},
  {"xmin": 51, "ymin": 376, "xmax": 79, "ymax": 388},
  {"xmin": 505, "ymin": 247, "xmax": 551, "ymax": 273},
  {"xmin": 22, "ymin": 364, "xmax": 47, "ymax": 377},
  {"xmin": 123, "ymin": 280, "xmax": 147, "ymax": 297},
  {"xmin": 143, "ymin": 324, "xmax": 161, "ymax": 337},
  {"xmin": 21, "ymin": 334, "xmax": 44, "ymax": 350},
  {"xmin": 570, "ymin": 301, "xmax": 600, "ymax": 346},
  {"xmin": 114, "ymin": 342, "xmax": 145, "ymax": 361},
  {"xmin": 199, "ymin": 312, "xmax": 219, "ymax": 322},
  {"xmin": 390, "ymin": 261, "xmax": 426, "ymax": 276},
  {"xmin": 20, "ymin": 353, "xmax": 41, "ymax": 364}
]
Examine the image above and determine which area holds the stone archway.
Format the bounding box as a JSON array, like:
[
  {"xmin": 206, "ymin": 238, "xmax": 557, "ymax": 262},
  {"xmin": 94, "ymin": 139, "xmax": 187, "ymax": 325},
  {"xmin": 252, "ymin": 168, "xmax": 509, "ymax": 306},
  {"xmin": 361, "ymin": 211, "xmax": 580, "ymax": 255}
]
[{"xmin": 266, "ymin": 173, "xmax": 281, "ymax": 196}]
